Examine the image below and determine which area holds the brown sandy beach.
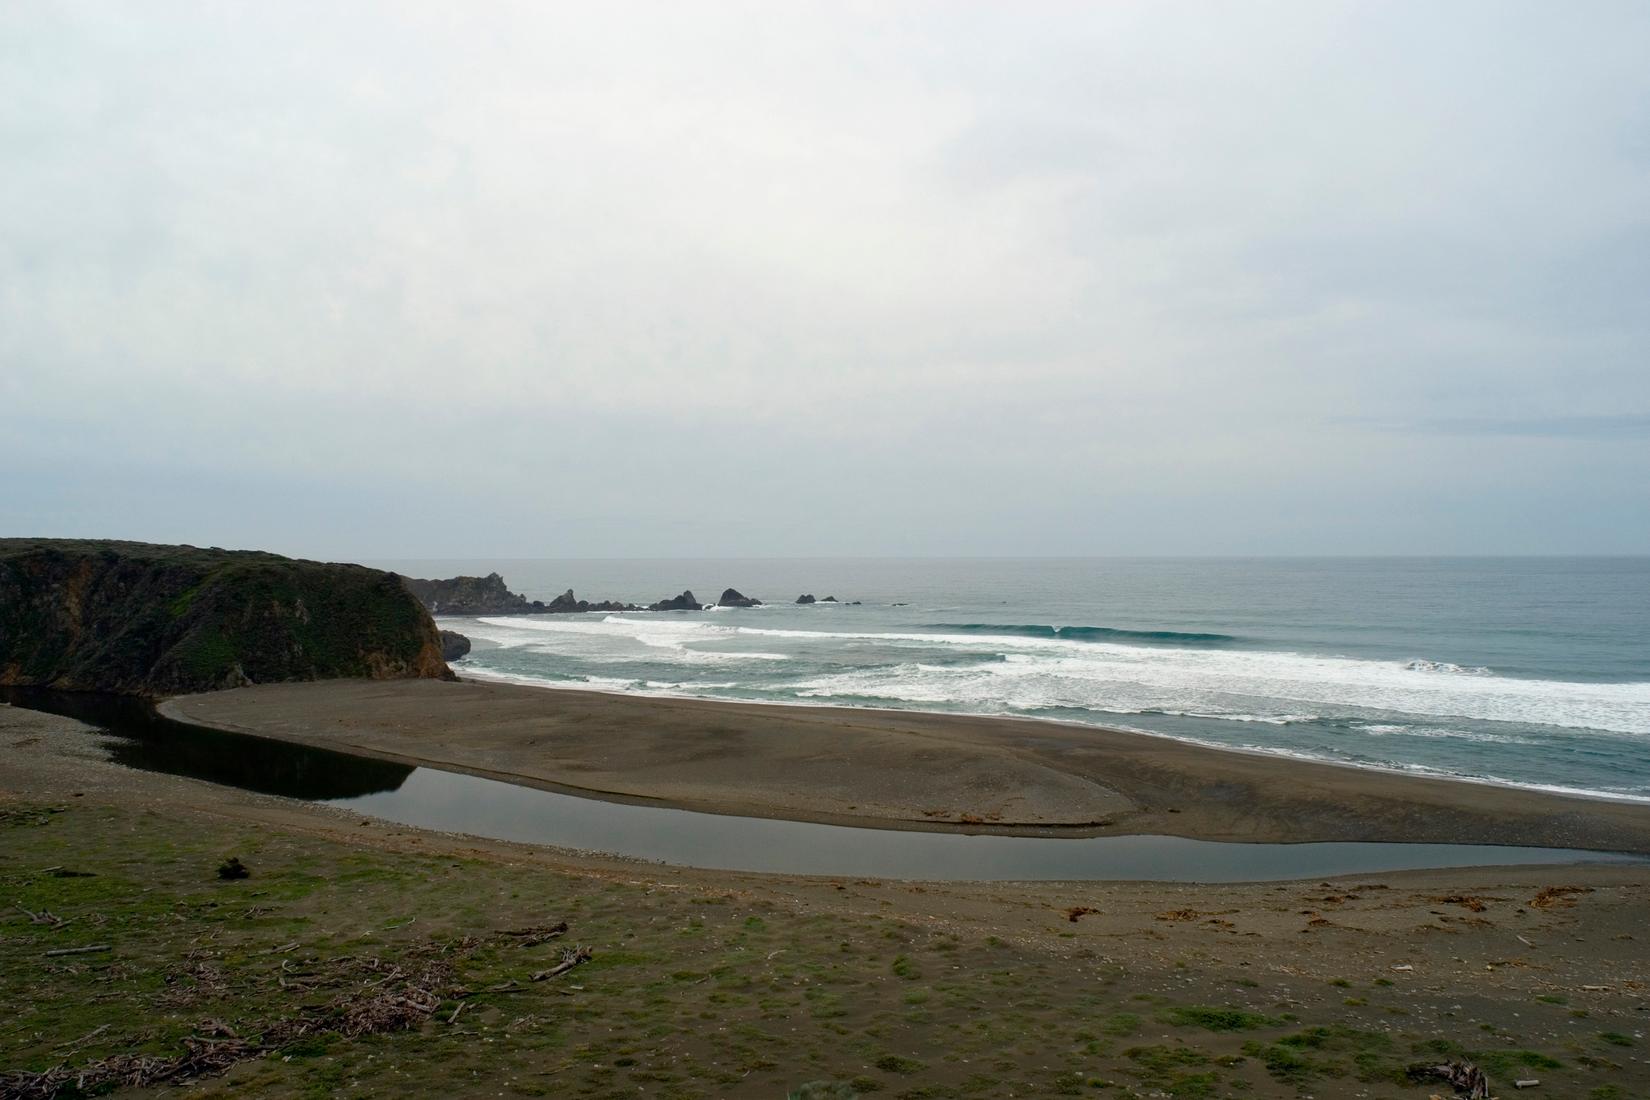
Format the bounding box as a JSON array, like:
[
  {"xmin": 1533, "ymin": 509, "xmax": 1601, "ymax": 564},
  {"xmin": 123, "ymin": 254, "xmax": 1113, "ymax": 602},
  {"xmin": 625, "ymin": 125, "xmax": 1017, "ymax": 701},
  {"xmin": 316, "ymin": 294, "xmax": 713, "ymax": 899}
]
[{"xmin": 163, "ymin": 678, "xmax": 1650, "ymax": 853}]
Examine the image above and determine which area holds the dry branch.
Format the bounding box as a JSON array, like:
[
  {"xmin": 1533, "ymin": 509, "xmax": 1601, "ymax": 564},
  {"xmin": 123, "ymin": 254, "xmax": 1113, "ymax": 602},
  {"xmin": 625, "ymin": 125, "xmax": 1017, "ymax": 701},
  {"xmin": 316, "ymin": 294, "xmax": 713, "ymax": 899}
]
[{"xmin": 531, "ymin": 946, "xmax": 593, "ymax": 981}]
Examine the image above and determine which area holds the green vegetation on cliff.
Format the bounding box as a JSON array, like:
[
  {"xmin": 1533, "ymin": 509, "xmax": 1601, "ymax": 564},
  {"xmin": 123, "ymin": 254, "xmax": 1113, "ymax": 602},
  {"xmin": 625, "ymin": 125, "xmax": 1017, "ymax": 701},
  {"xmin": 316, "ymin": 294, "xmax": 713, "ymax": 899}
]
[{"xmin": 0, "ymin": 539, "xmax": 451, "ymax": 696}]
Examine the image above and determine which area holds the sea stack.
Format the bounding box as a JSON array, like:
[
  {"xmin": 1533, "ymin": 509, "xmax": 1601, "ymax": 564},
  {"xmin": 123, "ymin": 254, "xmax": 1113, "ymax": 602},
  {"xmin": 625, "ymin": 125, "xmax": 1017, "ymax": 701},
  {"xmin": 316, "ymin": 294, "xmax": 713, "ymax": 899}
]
[{"xmin": 718, "ymin": 588, "xmax": 762, "ymax": 608}]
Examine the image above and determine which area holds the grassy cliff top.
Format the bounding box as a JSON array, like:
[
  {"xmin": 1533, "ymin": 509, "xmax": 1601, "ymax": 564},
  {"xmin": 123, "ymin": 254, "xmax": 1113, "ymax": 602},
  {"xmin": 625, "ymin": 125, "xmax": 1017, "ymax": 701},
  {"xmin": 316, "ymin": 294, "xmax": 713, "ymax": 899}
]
[
  {"xmin": 0, "ymin": 539, "xmax": 355, "ymax": 570},
  {"xmin": 0, "ymin": 538, "xmax": 447, "ymax": 696}
]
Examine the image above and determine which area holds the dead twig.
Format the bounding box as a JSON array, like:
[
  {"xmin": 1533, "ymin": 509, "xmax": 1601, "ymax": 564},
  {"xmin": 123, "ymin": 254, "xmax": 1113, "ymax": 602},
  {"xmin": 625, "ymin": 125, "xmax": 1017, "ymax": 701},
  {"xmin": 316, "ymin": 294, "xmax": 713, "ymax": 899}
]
[
  {"xmin": 501, "ymin": 921, "xmax": 568, "ymax": 946},
  {"xmin": 531, "ymin": 946, "xmax": 593, "ymax": 982},
  {"xmin": 51, "ymin": 1024, "xmax": 109, "ymax": 1052},
  {"xmin": 44, "ymin": 944, "xmax": 110, "ymax": 958}
]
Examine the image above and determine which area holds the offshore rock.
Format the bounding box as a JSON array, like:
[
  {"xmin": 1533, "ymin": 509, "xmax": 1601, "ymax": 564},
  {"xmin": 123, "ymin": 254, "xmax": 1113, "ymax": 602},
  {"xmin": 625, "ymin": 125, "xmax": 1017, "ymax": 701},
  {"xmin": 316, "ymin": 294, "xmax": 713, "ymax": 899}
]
[
  {"xmin": 0, "ymin": 538, "xmax": 452, "ymax": 696},
  {"xmin": 796, "ymin": 594, "xmax": 816, "ymax": 604},
  {"xmin": 439, "ymin": 629, "xmax": 471, "ymax": 662},
  {"xmin": 546, "ymin": 588, "xmax": 585, "ymax": 613},
  {"xmin": 717, "ymin": 588, "xmax": 762, "ymax": 608},
  {"xmin": 649, "ymin": 591, "xmax": 703, "ymax": 612}
]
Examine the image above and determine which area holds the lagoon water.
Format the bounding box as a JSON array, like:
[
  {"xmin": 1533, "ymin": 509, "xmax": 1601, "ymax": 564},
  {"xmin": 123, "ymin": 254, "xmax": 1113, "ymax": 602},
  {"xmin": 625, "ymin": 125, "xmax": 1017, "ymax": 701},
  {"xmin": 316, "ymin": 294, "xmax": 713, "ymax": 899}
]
[
  {"xmin": 7, "ymin": 687, "xmax": 1636, "ymax": 882},
  {"xmin": 375, "ymin": 557, "xmax": 1650, "ymax": 802}
]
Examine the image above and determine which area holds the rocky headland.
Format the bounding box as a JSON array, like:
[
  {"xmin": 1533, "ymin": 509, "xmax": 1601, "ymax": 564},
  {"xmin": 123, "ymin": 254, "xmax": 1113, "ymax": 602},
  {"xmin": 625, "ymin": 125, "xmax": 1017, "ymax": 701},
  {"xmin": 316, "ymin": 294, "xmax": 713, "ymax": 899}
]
[
  {"xmin": 0, "ymin": 539, "xmax": 451, "ymax": 696},
  {"xmin": 401, "ymin": 573, "xmax": 543, "ymax": 615},
  {"xmin": 403, "ymin": 574, "xmax": 654, "ymax": 615}
]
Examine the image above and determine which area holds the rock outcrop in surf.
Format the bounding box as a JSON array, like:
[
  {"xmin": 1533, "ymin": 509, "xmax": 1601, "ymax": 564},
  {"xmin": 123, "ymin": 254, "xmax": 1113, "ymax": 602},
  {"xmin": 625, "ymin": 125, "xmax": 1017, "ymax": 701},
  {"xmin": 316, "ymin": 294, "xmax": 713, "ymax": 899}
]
[
  {"xmin": 0, "ymin": 539, "xmax": 452, "ymax": 696},
  {"xmin": 717, "ymin": 588, "xmax": 762, "ymax": 608},
  {"xmin": 546, "ymin": 589, "xmax": 641, "ymax": 614},
  {"xmin": 439, "ymin": 629, "xmax": 471, "ymax": 661},
  {"xmin": 649, "ymin": 591, "xmax": 703, "ymax": 611}
]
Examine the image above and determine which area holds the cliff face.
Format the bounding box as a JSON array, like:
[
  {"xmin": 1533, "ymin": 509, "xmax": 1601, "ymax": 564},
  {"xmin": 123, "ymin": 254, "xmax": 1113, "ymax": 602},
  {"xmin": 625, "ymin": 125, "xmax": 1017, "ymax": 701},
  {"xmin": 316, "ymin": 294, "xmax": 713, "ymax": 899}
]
[{"xmin": 0, "ymin": 539, "xmax": 452, "ymax": 696}]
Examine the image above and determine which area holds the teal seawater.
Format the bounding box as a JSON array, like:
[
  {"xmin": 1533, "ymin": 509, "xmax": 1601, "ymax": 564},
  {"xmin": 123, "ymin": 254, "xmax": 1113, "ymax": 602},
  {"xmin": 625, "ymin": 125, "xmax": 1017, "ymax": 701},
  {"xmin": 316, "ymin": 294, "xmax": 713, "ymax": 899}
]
[{"xmin": 372, "ymin": 558, "xmax": 1650, "ymax": 801}]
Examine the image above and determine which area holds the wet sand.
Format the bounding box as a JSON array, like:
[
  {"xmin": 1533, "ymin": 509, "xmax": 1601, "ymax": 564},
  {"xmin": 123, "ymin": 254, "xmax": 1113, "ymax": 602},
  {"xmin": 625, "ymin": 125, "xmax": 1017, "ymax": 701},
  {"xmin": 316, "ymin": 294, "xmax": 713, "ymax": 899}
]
[{"xmin": 162, "ymin": 678, "xmax": 1650, "ymax": 852}]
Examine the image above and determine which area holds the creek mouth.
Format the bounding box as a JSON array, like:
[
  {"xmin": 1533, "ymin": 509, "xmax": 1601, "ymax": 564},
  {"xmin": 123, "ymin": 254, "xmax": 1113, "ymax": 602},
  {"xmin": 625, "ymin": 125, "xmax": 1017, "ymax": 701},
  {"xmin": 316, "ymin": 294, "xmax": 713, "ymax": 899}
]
[{"xmin": 6, "ymin": 687, "xmax": 1642, "ymax": 883}]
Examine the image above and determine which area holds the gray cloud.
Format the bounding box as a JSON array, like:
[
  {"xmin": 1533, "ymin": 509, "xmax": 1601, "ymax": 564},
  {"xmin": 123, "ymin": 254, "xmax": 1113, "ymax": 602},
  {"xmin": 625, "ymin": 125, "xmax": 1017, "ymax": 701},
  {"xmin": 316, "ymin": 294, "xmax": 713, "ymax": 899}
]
[
  {"xmin": 2, "ymin": 1, "xmax": 1647, "ymax": 556},
  {"xmin": 1378, "ymin": 415, "xmax": 1650, "ymax": 440}
]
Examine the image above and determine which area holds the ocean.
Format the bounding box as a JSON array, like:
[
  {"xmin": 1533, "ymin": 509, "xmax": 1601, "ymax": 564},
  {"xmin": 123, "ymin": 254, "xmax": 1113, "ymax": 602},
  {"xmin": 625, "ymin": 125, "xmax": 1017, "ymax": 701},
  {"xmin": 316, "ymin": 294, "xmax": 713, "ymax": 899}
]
[{"xmin": 370, "ymin": 557, "xmax": 1650, "ymax": 803}]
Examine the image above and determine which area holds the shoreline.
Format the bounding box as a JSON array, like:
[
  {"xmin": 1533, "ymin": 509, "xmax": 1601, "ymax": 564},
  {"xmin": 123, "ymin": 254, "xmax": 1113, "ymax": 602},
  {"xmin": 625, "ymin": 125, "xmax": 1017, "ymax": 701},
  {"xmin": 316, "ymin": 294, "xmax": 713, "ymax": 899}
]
[
  {"xmin": 450, "ymin": 662, "xmax": 1650, "ymax": 808},
  {"xmin": 161, "ymin": 677, "xmax": 1650, "ymax": 854}
]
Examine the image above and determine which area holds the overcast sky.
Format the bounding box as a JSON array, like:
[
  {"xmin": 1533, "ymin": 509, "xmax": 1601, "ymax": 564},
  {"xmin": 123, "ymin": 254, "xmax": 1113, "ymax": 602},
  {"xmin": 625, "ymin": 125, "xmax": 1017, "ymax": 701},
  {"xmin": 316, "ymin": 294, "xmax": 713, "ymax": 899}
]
[{"xmin": 3, "ymin": 1, "xmax": 1647, "ymax": 558}]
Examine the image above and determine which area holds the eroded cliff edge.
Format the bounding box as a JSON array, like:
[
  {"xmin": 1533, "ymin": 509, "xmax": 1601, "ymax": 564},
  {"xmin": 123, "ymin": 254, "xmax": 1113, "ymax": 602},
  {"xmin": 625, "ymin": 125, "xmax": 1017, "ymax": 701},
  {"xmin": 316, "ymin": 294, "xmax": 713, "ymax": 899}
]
[{"xmin": 0, "ymin": 539, "xmax": 451, "ymax": 696}]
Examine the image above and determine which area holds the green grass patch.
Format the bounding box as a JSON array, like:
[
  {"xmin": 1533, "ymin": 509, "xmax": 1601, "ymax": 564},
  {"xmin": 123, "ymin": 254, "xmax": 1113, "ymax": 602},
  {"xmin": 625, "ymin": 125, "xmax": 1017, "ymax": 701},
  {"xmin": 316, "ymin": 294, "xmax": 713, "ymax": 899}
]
[
  {"xmin": 1161, "ymin": 1005, "xmax": 1280, "ymax": 1032},
  {"xmin": 1100, "ymin": 1012, "xmax": 1141, "ymax": 1037},
  {"xmin": 1471, "ymin": 1049, "xmax": 1563, "ymax": 1076}
]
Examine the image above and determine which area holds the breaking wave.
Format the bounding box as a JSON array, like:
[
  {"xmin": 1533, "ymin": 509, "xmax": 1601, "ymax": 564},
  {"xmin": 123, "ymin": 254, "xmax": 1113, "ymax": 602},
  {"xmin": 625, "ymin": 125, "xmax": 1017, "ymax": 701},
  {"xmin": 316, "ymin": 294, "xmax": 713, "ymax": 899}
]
[
  {"xmin": 924, "ymin": 623, "xmax": 1239, "ymax": 646},
  {"xmin": 1403, "ymin": 659, "xmax": 1494, "ymax": 676}
]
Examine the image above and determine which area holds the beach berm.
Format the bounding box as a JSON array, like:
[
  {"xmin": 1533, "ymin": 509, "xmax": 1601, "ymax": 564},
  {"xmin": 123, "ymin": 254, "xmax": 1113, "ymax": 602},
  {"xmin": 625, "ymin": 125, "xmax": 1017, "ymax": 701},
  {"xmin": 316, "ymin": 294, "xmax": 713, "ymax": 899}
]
[{"xmin": 164, "ymin": 678, "xmax": 1650, "ymax": 852}]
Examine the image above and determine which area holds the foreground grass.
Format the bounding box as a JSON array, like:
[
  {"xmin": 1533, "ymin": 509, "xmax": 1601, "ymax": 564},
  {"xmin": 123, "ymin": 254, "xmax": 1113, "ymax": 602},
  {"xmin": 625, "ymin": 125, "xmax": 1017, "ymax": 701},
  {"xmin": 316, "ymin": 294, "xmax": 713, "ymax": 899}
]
[{"xmin": 0, "ymin": 801, "xmax": 1626, "ymax": 1098}]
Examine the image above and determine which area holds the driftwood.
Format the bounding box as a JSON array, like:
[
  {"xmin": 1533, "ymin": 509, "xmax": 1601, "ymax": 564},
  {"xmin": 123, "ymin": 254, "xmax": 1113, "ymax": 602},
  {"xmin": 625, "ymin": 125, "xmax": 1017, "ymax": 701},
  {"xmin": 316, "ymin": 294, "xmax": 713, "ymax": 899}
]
[
  {"xmin": 0, "ymin": 1025, "xmax": 261, "ymax": 1100},
  {"xmin": 3, "ymin": 922, "xmax": 591, "ymax": 1100},
  {"xmin": 531, "ymin": 946, "xmax": 593, "ymax": 981},
  {"xmin": 502, "ymin": 921, "xmax": 568, "ymax": 946},
  {"xmin": 15, "ymin": 905, "xmax": 65, "ymax": 928},
  {"xmin": 1411, "ymin": 1058, "xmax": 1492, "ymax": 1099},
  {"xmin": 51, "ymin": 1024, "xmax": 109, "ymax": 1053}
]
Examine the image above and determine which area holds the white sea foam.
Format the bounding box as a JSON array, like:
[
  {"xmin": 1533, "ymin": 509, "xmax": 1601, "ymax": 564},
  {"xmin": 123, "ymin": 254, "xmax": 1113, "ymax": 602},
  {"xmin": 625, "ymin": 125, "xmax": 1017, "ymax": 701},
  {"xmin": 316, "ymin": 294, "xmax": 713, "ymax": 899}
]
[
  {"xmin": 1351, "ymin": 722, "xmax": 1537, "ymax": 745},
  {"xmin": 782, "ymin": 649, "xmax": 1650, "ymax": 735},
  {"xmin": 1403, "ymin": 659, "xmax": 1493, "ymax": 676},
  {"xmin": 455, "ymin": 615, "xmax": 1650, "ymax": 735}
]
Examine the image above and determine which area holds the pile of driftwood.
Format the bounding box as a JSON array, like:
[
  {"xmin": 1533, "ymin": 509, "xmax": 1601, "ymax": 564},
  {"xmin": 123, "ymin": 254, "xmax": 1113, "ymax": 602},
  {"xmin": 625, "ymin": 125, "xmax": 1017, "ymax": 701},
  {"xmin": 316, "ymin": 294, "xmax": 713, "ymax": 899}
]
[
  {"xmin": 0, "ymin": 924, "xmax": 592, "ymax": 1100},
  {"xmin": 0, "ymin": 1023, "xmax": 261, "ymax": 1100},
  {"xmin": 1409, "ymin": 1058, "xmax": 1492, "ymax": 1099}
]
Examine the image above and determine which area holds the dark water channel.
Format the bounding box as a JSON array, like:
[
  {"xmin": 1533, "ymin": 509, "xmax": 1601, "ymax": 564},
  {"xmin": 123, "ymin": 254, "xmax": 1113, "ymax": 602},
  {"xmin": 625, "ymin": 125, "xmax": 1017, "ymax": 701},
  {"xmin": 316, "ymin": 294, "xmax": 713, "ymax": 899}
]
[{"xmin": 7, "ymin": 688, "xmax": 1642, "ymax": 883}]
